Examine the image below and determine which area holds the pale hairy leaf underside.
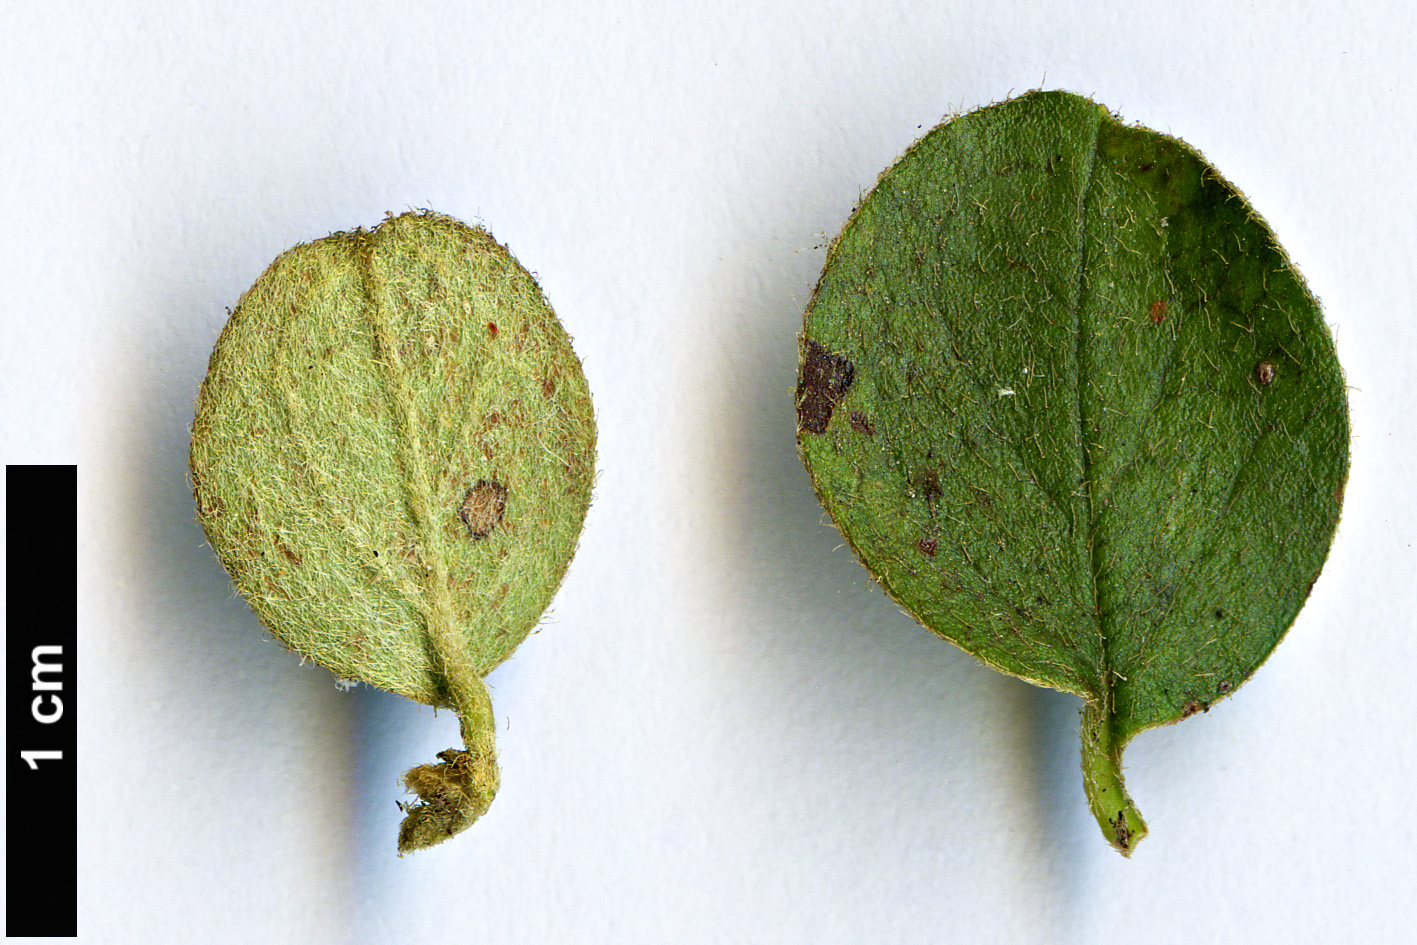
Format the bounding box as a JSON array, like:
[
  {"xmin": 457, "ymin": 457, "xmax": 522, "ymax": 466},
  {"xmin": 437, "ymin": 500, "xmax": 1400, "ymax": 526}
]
[{"xmin": 191, "ymin": 211, "xmax": 596, "ymax": 852}]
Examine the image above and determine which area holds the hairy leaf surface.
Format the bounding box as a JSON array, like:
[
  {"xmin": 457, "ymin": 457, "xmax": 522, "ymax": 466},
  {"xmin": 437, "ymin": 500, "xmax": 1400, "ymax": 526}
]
[
  {"xmin": 797, "ymin": 91, "xmax": 1349, "ymax": 853},
  {"xmin": 191, "ymin": 211, "xmax": 596, "ymax": 852}
]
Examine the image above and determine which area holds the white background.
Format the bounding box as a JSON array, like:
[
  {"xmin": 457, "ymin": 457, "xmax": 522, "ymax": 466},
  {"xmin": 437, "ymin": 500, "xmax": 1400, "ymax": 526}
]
[{"xmin": 3, "ymin": 1, "xmax": 1415, "ymax": 942}]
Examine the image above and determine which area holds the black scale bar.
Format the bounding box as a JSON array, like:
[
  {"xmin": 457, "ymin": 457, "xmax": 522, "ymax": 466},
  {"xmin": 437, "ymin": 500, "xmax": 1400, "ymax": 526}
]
[{"xmin": 6, "ymin": 465, "xmax": 78, "ymax": 937}]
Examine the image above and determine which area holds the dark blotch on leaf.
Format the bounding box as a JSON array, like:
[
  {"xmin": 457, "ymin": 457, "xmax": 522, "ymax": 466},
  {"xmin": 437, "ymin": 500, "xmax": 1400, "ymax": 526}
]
[
  {"xmin": 849, "ymin": 410, "xmax": 876, "ymax": 436},
  {"xmin": 1181, "ymin": 699, "xmax": 1210, "ymax": 718},
  {"xmin": 1256, "ymin": 360, "xmax": 1276, "ymax": 386},
  {"xmin": 461, "ymin": 480, "xmax": 508, "ymax": 539},
  {"xmin": 1112, "ymin": 814, "xmax": 1131, "ymax": 851},
  {"xmin": 918, "ymin": 537, "xmax": 938, "ymax": 557},
  {"xmin": 796, "ymin": 340, "xmax": 855, "ymax": 434}
]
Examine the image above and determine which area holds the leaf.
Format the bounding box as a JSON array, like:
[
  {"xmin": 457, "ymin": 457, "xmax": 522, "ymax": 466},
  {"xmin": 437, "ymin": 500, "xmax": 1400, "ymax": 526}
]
[
  {"xmin": 190, "ymin": 211, "xmax": 596, "ymax": 853},
  {"xmin": 796, "ymin": 91, "xmax": 1349, "ymax": 854}
]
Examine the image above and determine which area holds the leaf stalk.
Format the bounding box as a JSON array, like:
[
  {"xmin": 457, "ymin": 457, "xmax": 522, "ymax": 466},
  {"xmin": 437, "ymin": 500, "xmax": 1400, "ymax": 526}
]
[
  {"xmin": 1081, "ymin": 699, "xmax": 1148, "ymax": 856},
  {"xmin": 396, "ymin": 671, "xmax": 500, "ymax": 854}
]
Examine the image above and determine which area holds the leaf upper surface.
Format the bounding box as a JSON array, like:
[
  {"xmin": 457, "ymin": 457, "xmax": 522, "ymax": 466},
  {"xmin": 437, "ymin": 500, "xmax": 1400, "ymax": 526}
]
[{"xmin": 798, "ymin": 91, "xmax": 1349, "ymax": 745}]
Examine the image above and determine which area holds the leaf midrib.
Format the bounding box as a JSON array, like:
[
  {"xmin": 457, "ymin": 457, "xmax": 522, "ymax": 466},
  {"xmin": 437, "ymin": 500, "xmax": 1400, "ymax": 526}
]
[
  {"xmin": 1071, "ymin": 108, "xmax": 1110, "ymax": 706},
  {"xmin": 358, "ymin": 232, "xmax": 470, "ymax": 705}
]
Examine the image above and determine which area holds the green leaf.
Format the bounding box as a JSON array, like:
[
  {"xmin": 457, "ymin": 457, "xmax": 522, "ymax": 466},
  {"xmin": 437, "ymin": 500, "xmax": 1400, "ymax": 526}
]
[
  {"xmin": 190, "ymin": 211, "xmax": 596, "ymax": 853},
  {"xmin": 796, "ymin": 91, "xmax": 1349, "ymax": 854}
]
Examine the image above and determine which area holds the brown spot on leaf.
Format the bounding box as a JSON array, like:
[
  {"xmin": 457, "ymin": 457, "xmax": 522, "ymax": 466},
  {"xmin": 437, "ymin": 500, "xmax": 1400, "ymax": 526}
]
[
  {"xmin": 195, "ymin": 487, "xmax": 226, "ymax": 520},
  {"xmin": 274, "ymin": 534, "xmax": 303, "ymax": 566},
  {"xmin": 922, "ymin": 473, "xmax": 943, "ymax": 502},
  {"xmin": 1217, "ymin": 680, "xmax": 1233, "ymax": 695},
  {"xmin": 917, "ymin": 537, "xmax": 938, "ymax": 557},
  {"xmin": 1255, "ymin": 360, "xmax": 1276, "ymax": 385},
  {"xmin": 796, "ymin": 340, "xmax": 855, "ymax": 435},
  {"xmin": 1148, "ymin": 301, "xmax": 1167, "ymax": 324},
  {"xmin": 849, "ymin": 410, "xmax": 875, "ymax": 436},
  {"xmin": 460, "ymin": 480, "xmax": 508, "ymax": 539},
  {"xmin": 1181, "ymin": 698, "xmax": 1210, "ymax": 718}
]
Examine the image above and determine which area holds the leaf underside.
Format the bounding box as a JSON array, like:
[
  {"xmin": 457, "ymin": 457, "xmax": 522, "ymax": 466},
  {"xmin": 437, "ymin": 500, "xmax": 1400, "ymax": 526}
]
[
  {"xmin": 797, "ymin": 91, "xmax": 1349, "ymax": 851},
  {"xmin": 192, "ymin": 212, "xmax": 595, "ymax": 706},
  {"xmin": 191, "ymin": 211, "xmax": 596, "ymax": 852}
]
